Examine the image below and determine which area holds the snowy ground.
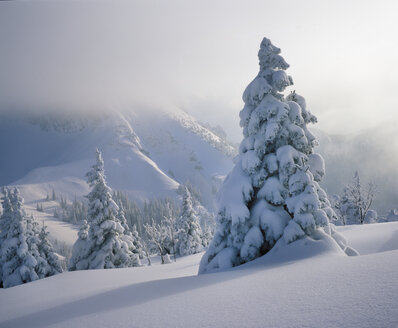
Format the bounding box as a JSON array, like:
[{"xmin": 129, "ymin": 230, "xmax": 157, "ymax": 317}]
[{"xmin": 0, "ymin": 222, "xmax": 397, "ymax": 328}]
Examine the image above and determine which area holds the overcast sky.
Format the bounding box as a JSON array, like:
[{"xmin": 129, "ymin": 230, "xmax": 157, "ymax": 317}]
[{"xmin": 1, "ymin": 0, "xmax": 397, "ymax": 141}]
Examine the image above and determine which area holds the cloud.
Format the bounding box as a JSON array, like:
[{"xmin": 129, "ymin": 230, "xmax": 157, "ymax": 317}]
[{"xmin": 0, "ymin": 0, "xmax": 397, "ymax": 142}]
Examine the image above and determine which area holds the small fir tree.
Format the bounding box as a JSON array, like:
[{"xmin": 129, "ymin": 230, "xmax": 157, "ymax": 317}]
[
  {"xmin": 0, "ymin": 187, "xmax": 13, "ymax": 287},
  {"xmin": 163, "ymin": 204, "xmax": 177, "ymax": 262},
  {"xmin": 69, "ymin": 220, "xmax": 90, "ymax": 270},
  {"xmin": 175, "ymin": 187, "xmax": 203, "ymax": 256},
  {"xmin": 115, "ymin": 203, "xmax": 141, "ymax": 267},
  {"xmin": 131, "ymin": 225, "xmax": 145, "ymax": 259},
  {"xmin": 69, "ymin": 149, "xmax": 139, "ymax": 270},
  {"xmin": 37, "ymin": 223, "xmax": 63, "ymax": 277}
]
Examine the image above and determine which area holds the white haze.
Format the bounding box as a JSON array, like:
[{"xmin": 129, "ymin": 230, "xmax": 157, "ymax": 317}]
[{"xmin": 0, "ymin": 0, "xmax": 397, "ymax": 142}]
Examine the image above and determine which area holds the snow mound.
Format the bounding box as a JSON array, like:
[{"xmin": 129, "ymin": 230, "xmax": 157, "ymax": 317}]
[{"xmin": 336, "ymin": 222, "xmax": 398, "ymax": 255}]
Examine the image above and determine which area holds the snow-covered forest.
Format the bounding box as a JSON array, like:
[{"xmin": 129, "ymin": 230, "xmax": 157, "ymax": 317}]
[{"xmin": 0, "ymin": 1, "xmax": 397, "ymax": 327}]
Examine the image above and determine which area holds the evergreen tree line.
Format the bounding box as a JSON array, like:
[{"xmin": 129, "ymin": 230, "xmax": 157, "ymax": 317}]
[
  {"xmin": 51, "ymin": 188, "xmax": 183, "ymax": 237},
  {"xmin": 68, "ymin": 150, "xmax": 214, "ymax": 271},
  {"xmin": 0, "ymin": 149, "xmax": 215, "ymax": 288},
  {"xmin": 143, "ymin": 187, "xmax": 213, "ymax": 264},
  {"xmin": 112, "ymin": 191, "xmax": 180, "ymax": 236}
]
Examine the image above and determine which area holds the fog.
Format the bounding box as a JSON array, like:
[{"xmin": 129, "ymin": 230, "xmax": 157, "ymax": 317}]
[{"xmin": 1, "ymin": 0, "xmax": 398, "ymax": 143}]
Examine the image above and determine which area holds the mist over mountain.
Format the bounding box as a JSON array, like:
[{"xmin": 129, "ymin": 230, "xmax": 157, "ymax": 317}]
[
  {"xmin": 0, "ymin": 108, "xmax": 235, "ymax": 211},
  {"xmin": 1, "ymin": 107, "xmax": 396, "ymax": 216},
  {"xmin": 314, "ymin": 123, "xmax": 398, "ymax": 215}
]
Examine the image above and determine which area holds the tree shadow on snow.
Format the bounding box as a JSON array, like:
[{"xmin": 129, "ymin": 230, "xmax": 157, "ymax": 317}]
[{"xmin": 0, "ymin": 268, "xmax": 252, "ymax": 328}]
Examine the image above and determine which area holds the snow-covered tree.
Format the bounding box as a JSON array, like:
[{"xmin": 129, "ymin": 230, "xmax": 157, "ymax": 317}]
[
  {"xmin": 24, "ymin": 214, "xmax": 46, "ymax": 277},
  {"xmin": 36, "ymin": 203, "xmax": 43, "ymax": 212},
  {"xmin": 176, "ymin": 187, "xmax": 203, "ymax": 256},
  {"xmin": 115, "ymin": 203, "xmax": 141, "ymax": 267},
  {"xmin": 364, "ymin": 209, "xmax": 378, "ymax": 224},
  {"xmin": 69, "ymin": 219, "xmax": 90, "ymax": 271},
  {"xmin": 199, "ymin": 37, "xmax": 346, "ymax": 273},
  {"xmin": 143, "ymin": 204, "xmax": 178, "ymax": 263},
  {"xmin": 0, "ymin": 187, "xmax": 13, "ymax": 287},
  {"xmin": 144, "ymin": 221, "xmax": 169, "ymax": 264},
  {"xmin": 201, "ymin": 222, "xmax": 214, "ymax": 249},
  {"xmin": 0, "ymin": 188, "xmax": 62, "ymax": 287},
  {"xmin": 37, "ymin": 223, "xmax": 63, "ymax": 277},
  {"xmin": 333, "ymin": 172, "xmax": 377, "ymax": 225},
  {"xmin": 1, "ymin": 188, "xmax": 39, "ymax": 288},
  {"xmin": 386, "ymin": 209, "xmax": 398, "ymax": 222},
  {"xmin": 163, "ymin": 204, "xmax": 177, "ymax": 262},
  {"xmin": 130, "ymin": 225, "xmax": 145, "ymax": 259},
  {"xmin": 69, "ymin": 149, "xmax": 139, "ymax": 270}
]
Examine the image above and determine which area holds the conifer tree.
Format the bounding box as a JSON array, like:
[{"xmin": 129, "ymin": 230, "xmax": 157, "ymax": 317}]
[
  {"xmin": 199, "ymin": 37, "xmax": 347, "ymax": 273},
  {"xmin": 131, "ymin": 225, "xmax": 145, "ymax": 259},
  {"xmin": 37, "ymin": 223, "xmax": 63, "ymax": 277},
  {"xmin": 1, "ymin": 188, "xmax": 62, "ymax": 286},
  {"xmin": 1, "ymin": 188, "xmax": 39, "ymax": 287},
  {"xmin": 176, "ymin": 187, "xmax": 203, "ymax": 256},
  {"xmin": 25, "ymin": 214, "xmax": 45, "ymax": 276},
  {"xmin": 69, "ymin": 220, "xmax": 90, "ymax": 270},
  {"xmin": 0, "ymin": 187, "xmax": 13, "ymax": 287},
  {"xmin": 70, "ymin": 149, "xmax": 139, "ymax": 270},
  {"xmin": 115, "ymin": 203, "xmax": 141, "ymax": 267}
]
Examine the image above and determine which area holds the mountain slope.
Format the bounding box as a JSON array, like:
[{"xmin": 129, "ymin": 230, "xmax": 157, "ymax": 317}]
[{"xmin": 0, "ymin": 109, "xmax": 235, "ymax": 210}]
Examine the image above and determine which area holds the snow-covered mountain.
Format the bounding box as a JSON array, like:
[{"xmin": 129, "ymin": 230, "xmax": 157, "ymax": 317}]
[
  {"xmin": 1, "ymin": 108, "xmax": 396, "ymax": 217},
  {"xmin": 0, "ymin": 108, "xmax": 236, "ymax": 211}
]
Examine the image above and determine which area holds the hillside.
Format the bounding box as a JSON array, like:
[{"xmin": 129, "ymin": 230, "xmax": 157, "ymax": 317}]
[
  {"xmin": 0, "ymin": 108, "xmax": 236, "ymax": 211},
  {"xmin": 0, "ymin": 222, "xmax": 397, "ymax": 328}
]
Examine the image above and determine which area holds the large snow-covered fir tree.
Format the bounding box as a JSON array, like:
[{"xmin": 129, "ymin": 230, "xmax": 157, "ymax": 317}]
[
  {"xmin": 199, "ymin": 37, "xmax": 349, "ymax": 273},
  {"xmin": 69, "ymin": 149, "xmax": 140, "ymax": 270},
  {"xmin": 176, "ymin": 187, "xmax": 203, "ymax": 256}
]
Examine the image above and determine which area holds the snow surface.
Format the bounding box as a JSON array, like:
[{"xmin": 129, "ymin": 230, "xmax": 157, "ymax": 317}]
[
  {"xmin": 0, "ymin": 222, "xmax": 397, "ymax": 328},
  {"xmin": 336, "ymin": 222, "xmax": 398, "ymax": 255}
]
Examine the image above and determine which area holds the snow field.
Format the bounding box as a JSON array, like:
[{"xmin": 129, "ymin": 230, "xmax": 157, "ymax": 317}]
[{"xmin": 0, "ymin": 223, "xmax": 397, "ymax": 328}]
